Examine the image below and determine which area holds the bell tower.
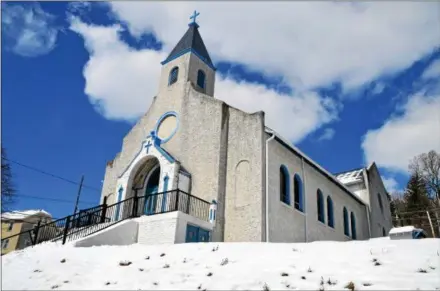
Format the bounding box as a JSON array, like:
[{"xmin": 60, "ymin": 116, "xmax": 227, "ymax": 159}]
[{"xmin": 158, "ymin": 11, "xmax": 216, "ymax": 97}]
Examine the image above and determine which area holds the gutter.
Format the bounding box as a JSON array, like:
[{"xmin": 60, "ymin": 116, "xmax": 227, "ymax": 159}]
[
  {"xmin": 301, "ymin": 156, "xmax": 308, "ymax": 242},
  {"xmin": 265, "ymin": 129, "xmax": 276, "ymax": 243}
]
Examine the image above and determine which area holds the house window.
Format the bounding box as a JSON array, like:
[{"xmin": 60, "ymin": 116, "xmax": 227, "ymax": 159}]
[
  {"xmin": 317, "ymin": 189, "xmax": 325, "ymax": 223},
  {"xmin": 280, "ymin": 165, "xmax": 290, "ymax": 205},
  {"xmin": 168, "ymin": 67, "xmax": 179, "ymax": 86},
  {"xmin": 1, "ymin": 239, "xmax": 9, "ymax": 249},
  {"xmin": 293, "ymin": 174, "xmax": 304, "ymax": 212},
  {"xmin": 378, "ymin": 194, "xmax": 384, "ymax": 214},
  {"xmin": 343, "ymin": 207, "xmax": 350, "ymax": 236},
  {"xmin": 197, "ymin": 70, "xmax": 206, "ymax": 89},
  {"xmin": 351, "ymin": 212, "xmax": 357, "ymax": 239},
  {"xmin": 327, "ymin": 196, "xmax": 334, "ymax": 228},
  {"xmin": 7, "ymin": 222, "xmax": 13, "ymax": 231}
]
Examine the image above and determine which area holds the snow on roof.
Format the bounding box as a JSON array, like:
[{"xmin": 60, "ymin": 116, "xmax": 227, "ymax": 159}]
[
  {"xmin": 335, "ymin": 168, "xmax": 365, "ymax": 185},
  {"xmin": 1, "ymin": 209, "xmax": 52, "ymax": 221},
  {"xmin": 389, "ymin": 226, "xmax": 421, "ymax": 235},
  {"xmin": 265, "ymin": 127, "xmax": 365, "ymax": 206}
]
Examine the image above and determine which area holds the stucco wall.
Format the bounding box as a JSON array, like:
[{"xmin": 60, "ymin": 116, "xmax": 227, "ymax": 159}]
[
  {"xmin": 223, "ymin": 108, "xmax": 265, "ymax": 242},
  {"xmin": 267, "ymin": 137, "xmax": 369, "ymax": 243},
  {"xmin": 137, "ymin": 213, "xmax": 178, "ymax": 245},
  {"xmin": 74, "ymin": 220, "xmax": 138, "ymax": 248},
  {"xmin": 367, "ymin": 165, "xmax": 393, "ymax": 238}
]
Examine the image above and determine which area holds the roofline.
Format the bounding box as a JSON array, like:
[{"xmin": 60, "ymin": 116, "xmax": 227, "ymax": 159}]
[
  {"xmin": 332, "ymin": 166, "xmax": 365, "ymax": 177},
  {"xmin": 265, "ymin": 127, "xmax": 366, "ymax": 206},
  {"xmin": 161, "ymin": 47, "xmax": 217, "ymax": 71}
]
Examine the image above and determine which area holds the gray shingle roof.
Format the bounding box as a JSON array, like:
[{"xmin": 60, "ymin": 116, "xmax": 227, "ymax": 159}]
[{"xmin": 162, "ymin": 23, "xmax": 214, "ymax": 68}]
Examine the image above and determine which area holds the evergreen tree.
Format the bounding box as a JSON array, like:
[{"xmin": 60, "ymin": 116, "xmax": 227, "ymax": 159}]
[
  {"xmin": 1, "ymin": 146, "xmax": 15, "ymax": 212},
  {"xmin": 403, "ymin": 172, "xmax": 431, "ymax": 212}
]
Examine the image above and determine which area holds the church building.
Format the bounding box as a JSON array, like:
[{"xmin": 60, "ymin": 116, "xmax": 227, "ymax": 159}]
[{"xmin": 99, "ymin": 12, "xmax": 393, "ymax": 244}]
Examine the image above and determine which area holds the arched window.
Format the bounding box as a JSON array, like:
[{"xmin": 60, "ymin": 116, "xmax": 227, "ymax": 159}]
[
  {"xmin": 197, "ymin": 70, "xmax": 206, "ymax": 89},
  {"xmin": 343, "ymin": 207, "xmax": 349, "ymax": 236},
  {"xmin": 327, "ymin": 196, "xmax": 334, "ymax": 228},
  {"xmin": 350, "ymin": 212, "xmax": 357, "ymax": 239},
  {"xmin": 317, "ymin": 189, "xmax": 325, "ymax": 223},
  {"xmin": 293, "ymin": 174, "xmax": 304, "ymax": 212},
  {"xmin": 280, "ymin": 165, "xmax": 290, "ymax": 205},
  {"xmin": 377, "ymin": 194, "xmax": 384, "ymax": 214},
  {"xmin": 168, "ymin": 67, "xmax": 179, "ymax": 86},
  {"xmin": 382, "ymin": 227, "xmax": 386, "ymax": 237}
]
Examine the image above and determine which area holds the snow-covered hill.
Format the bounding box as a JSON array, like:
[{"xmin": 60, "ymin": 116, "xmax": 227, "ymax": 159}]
[{"xmin": 2, "ymin": 238, "xmax": 439, "ymax": 290}]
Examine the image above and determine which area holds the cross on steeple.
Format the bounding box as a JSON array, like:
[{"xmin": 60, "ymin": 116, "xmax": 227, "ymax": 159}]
[{"xmin": 189, "ymin": 10, "xmax": 200, "ymax": 26}]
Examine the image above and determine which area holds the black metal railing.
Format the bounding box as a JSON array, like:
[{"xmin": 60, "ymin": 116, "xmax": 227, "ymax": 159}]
[{"xmin": 1, "ymin": 189, "xmax": 211, "ymax": 248}]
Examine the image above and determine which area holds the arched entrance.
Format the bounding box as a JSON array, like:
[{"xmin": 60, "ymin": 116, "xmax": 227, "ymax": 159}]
[{"xmin": 127, "ymin": 156, "xmax": 162, "ymax": 216}]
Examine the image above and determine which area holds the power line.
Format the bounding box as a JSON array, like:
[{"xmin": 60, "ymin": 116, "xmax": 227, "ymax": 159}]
[
  {"xmin": 4, "ymin": 158, "xmax": 102, "ymax": 192},
  {"xmin": 14, "ymin": 194, "xmax": 96, "ymax": 205}
]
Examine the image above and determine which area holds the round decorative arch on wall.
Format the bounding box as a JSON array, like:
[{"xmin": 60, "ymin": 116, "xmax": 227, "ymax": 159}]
[{"xmin": 154, "ymin": 111, "xmax": 179, "ymax": 144}]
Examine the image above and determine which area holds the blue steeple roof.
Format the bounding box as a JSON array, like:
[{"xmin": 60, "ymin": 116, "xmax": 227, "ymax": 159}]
[{"xmin": 161, "ymin": 11, "xmax": 215, "ymax": 70}]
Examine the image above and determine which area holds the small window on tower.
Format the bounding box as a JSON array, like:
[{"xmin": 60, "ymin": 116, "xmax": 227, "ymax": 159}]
[
  {"xmin": 168, "ymin": 67, "xmax": 179, "ymax": 86},
  {"xmin": 197, "ymin": 70, "xmax": 206, "ymax": 89}
]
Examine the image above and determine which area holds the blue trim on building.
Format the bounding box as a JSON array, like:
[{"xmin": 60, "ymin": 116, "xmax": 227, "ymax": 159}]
[
  {"xmin": 161, "ymin": 47, "xmax": 217, "ymax": 71},
  {"xmin": 327, "ymin": 196, "xmax": 334, "ymax": 228},
  {"xmin": 343, "ymin": 207, "xmax": 350, "ymax": 236},
  {"xmin": 161, "ymin": 175, "xmax": 169, "ymax": 212},
  {"xmin": 154, "ymin": 111, "xmax": 180, "ymax": 144},
  {"xmin": 317, "ymin": 189, "xmax": 325, "ymax": 223},
  {"xmin": 115, "ymin": 186, "xmax": 123, "ymax": 220},
  {"xmin": 350, "ymin": 212, "xmax": 357, "ymax": 239},
  {"xmin": 293, "ymin": 174, "xmax": 304, "ymax": 212},
  {"xmin": 280, "ymin": 165, "xmax": 291, "ymax": 205},
  {"xmin": 168, "ymin": 66, "xmax": 179, "ymax": 86}
]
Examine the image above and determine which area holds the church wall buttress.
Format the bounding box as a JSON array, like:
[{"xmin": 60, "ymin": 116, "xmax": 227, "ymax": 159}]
[{"xmin": 224, "ymin": 108, "xmax": 266, "ymax": 242}]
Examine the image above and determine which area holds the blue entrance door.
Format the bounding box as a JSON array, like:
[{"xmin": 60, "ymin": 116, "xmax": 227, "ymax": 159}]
[
  {"xmin": 144, "ymin": 185, "xmax": 158, "ymax": 215},
  {"xmin": 185, "ymin": 224, "xmax": 210, "ymax": 243},
  {"xmin": 144, "ymin": 167, "xmax": 160, "ymax": 215}
]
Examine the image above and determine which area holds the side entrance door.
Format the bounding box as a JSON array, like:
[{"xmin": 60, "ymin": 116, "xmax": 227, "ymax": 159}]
[{"xmin": 185, "ymin": 224, "xmax": 210, "ymax": 243}]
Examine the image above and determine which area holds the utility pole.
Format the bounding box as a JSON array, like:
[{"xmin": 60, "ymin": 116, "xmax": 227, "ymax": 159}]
[{"xmin": 73, "ymin": 175, "xmax": 84, "ymax": 215}]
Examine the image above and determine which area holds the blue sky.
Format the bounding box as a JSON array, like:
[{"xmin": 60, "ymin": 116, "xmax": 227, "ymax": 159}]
[{"xmin": 2, "ymin": 1, "xmax": 440, "ymax": 219}]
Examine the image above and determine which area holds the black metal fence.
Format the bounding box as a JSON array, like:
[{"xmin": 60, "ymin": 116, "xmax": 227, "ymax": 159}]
[{"xmin": 1, "ymin": 189, "xmax": 211, "ymax": 248}]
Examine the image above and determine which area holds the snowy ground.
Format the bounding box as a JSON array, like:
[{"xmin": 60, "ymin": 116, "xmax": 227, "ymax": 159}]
[{"xmin": 2, "ymin": 238, "xmax": 439, "ymax": 290}]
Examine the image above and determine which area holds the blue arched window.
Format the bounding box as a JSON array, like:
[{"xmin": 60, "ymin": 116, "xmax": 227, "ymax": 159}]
[
  {"xmin": 168, "ymin": 67, "xmax": 179, "ymax": 86},
  {"xmin": 293, "ymin": 174, "xmax": 304, "ymax": 212},
  {"xmin": 350, "ymin": 211, "xmax": 357, "ymax": 239},
  {"xmin": 343, "ymin": 207, "xmax": 350, "ymax": 236},
  {"xmin": 197, "ymin": 70, "xmax": 206, "ymax": 89},
  {"xmin": 280, "ymin": 165, "xmax": 290, "ymax": 205},
  {"xmin": 317, "ymin": 189, "xmax": 325, "ymax": 223},
  {"xmin": 327, "ymin": 196, "xmax": 334, "ymax": 228}
]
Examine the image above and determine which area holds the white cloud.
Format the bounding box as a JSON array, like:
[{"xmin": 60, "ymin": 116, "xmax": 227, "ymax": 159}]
[
  {"xmin": 382, "ymin": 176, "xmax": 400, "ymax": 194},
  {"xmin": 69, "ymin": 18, "xmax": 167, "ymax": 121},
  {"xmin": 422, "ymin": 59, "xmax": 440, "ymax": 80},
  {"xmin": 371, "ymin": 82, "xmax": 386, "ymax": 95},
  {"xmin": 1, "ymin": 2, "xmax": 59, "ymax": 57},
  {"xmin": 69, "ymin": 18, "xmax": 339, "ymax": 142},
  {"xmin": 107, "ymin": 2, "xmax": 440, "ymax": 92},
  {"xmin": 362, "ymin": 93, "xmax": 440, "ymax": 173},
  {"xmin": 317, "ymin": 128, "xmax": 336, "ymax": 141}
]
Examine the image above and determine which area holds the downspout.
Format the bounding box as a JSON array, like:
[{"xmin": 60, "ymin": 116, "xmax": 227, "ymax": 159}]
[
  {"xmin": 301, "ymin": 157, "xmax": 308, "ymax": 242},
  {"xmin": 362, "ymin": 169, "xmax": 372, "ymax": 239},
  {"xmin": 265, "ymin": 129, "xmax": 276, "ymax": 243}
]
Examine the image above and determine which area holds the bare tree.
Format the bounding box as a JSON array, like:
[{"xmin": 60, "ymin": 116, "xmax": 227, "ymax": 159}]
[
  {"xmin": 1, "ymin": 146, "xmax": 16, "ymax": 212},
  {"xmin": 409, "ymin": 150, "xmax": 440, "ymax": 206}
]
